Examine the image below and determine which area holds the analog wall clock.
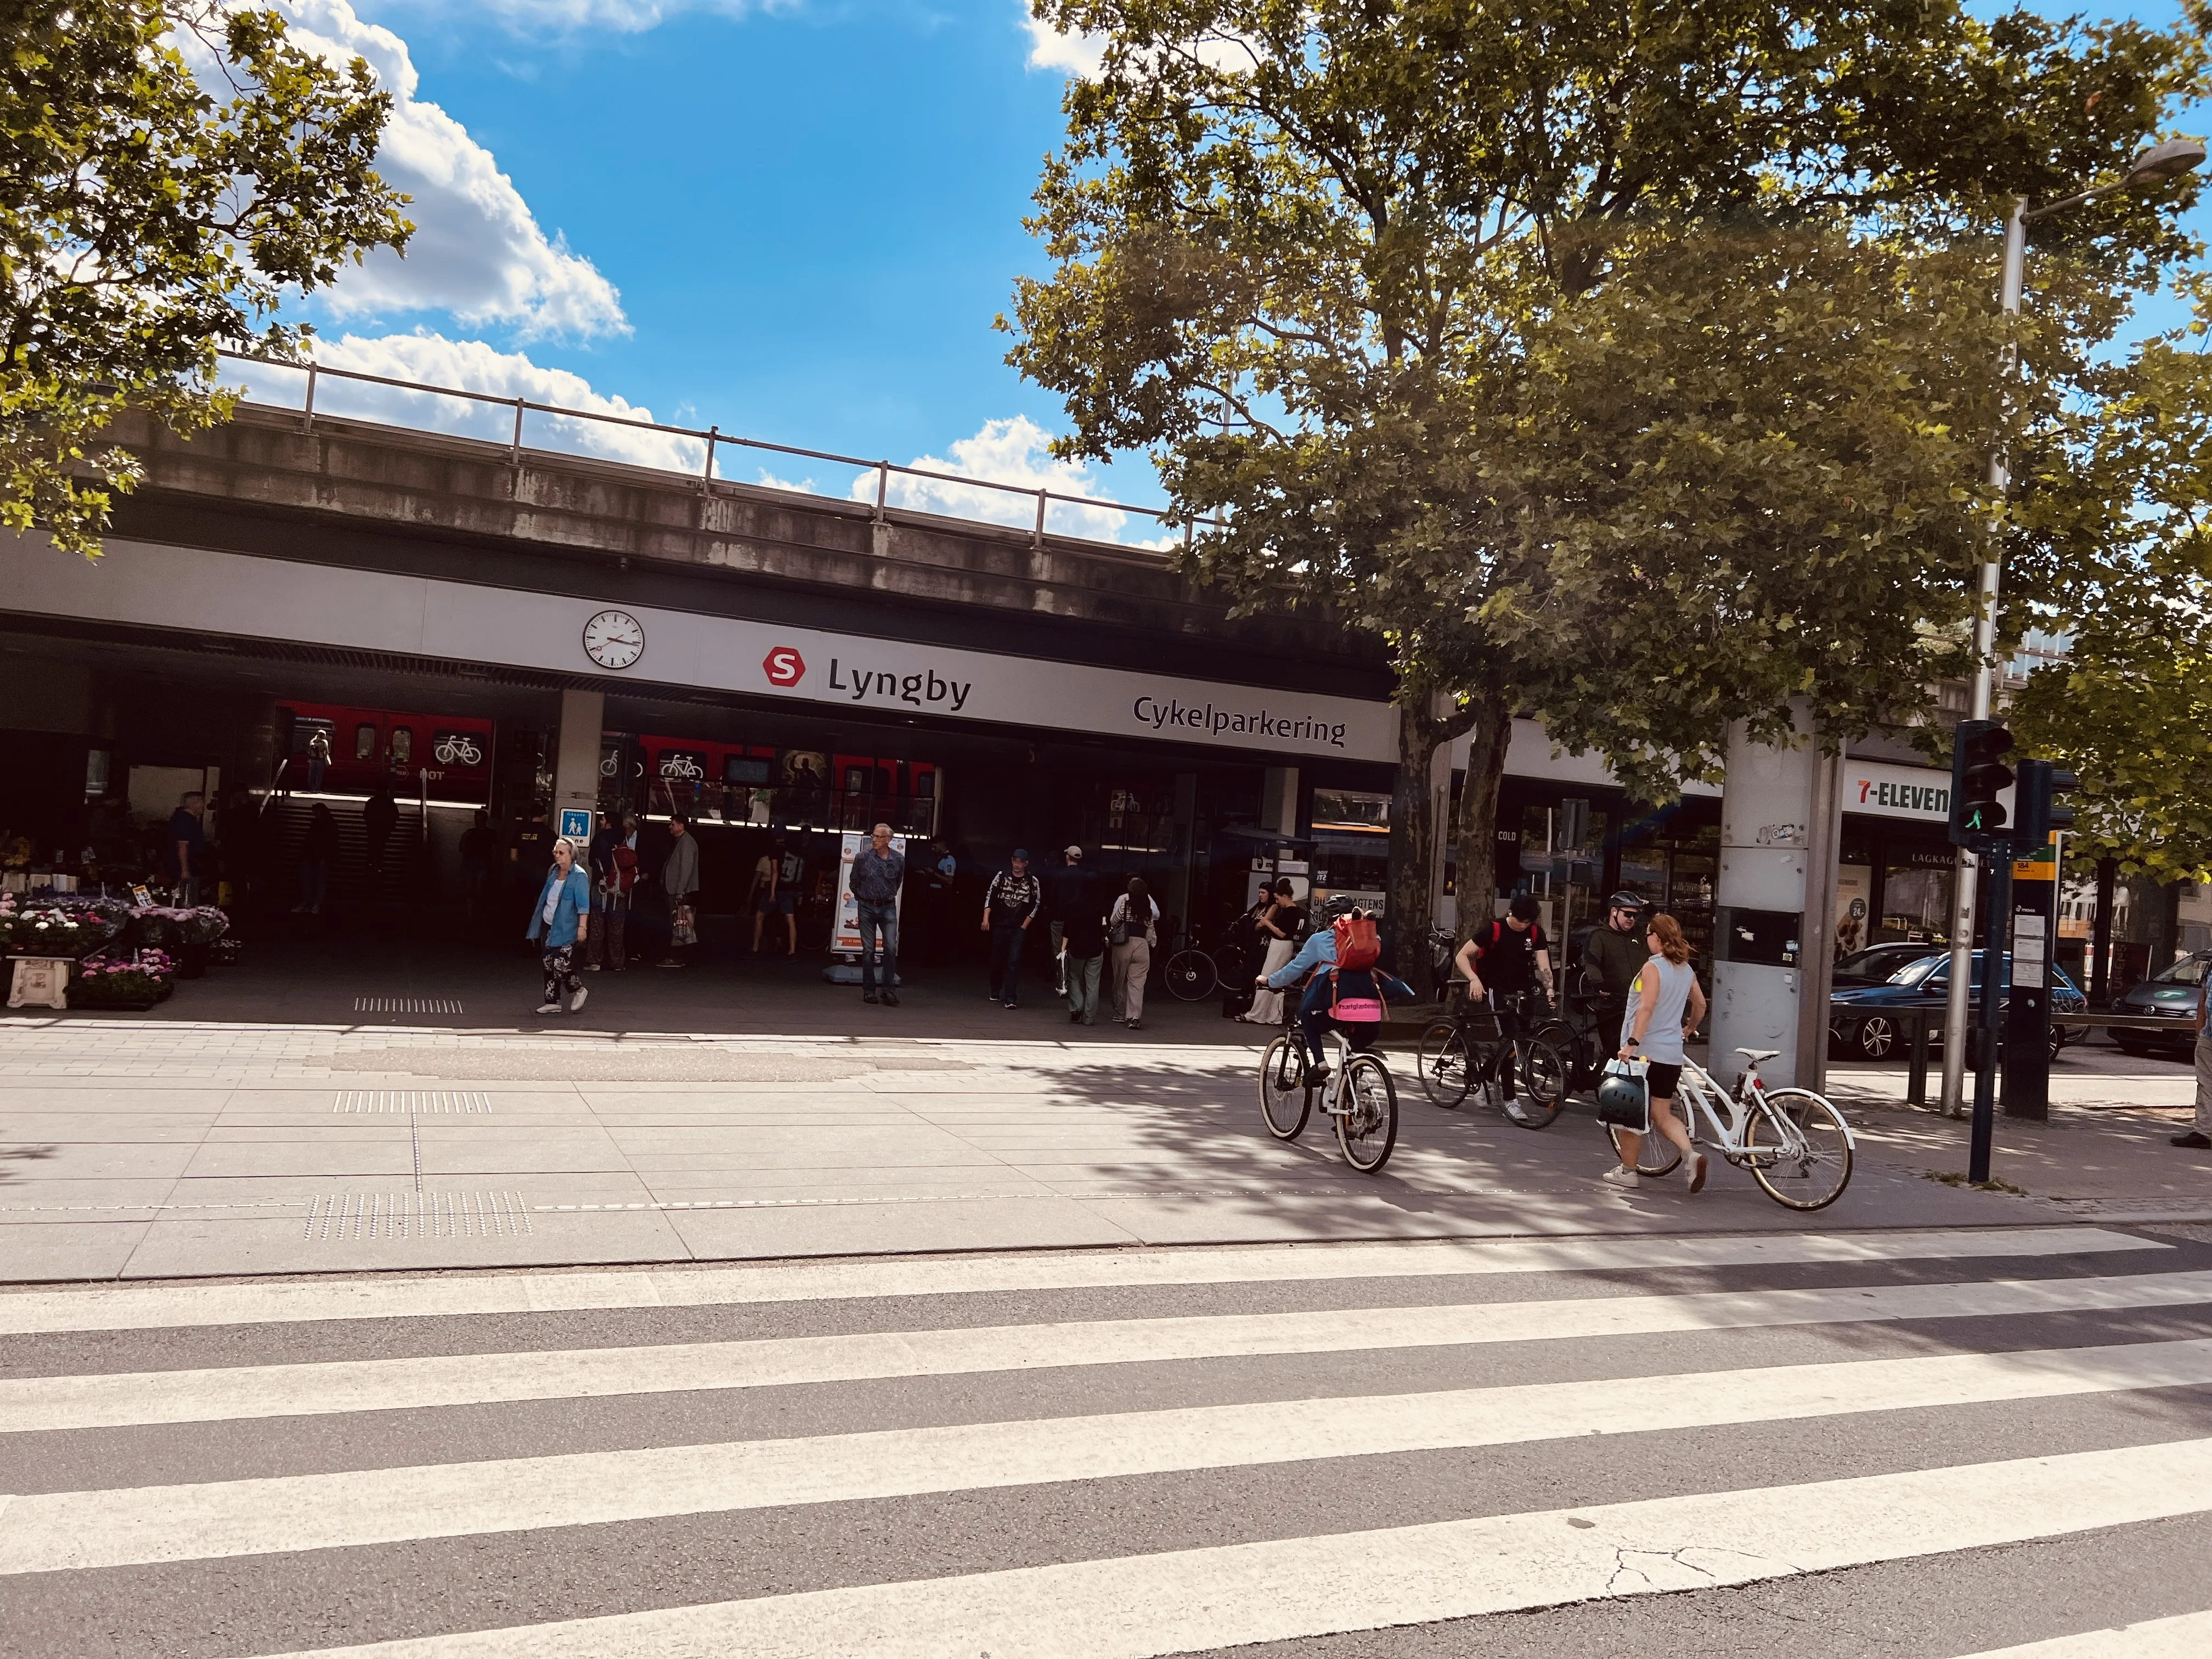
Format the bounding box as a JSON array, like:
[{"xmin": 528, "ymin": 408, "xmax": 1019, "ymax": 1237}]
[{"xmin": 582, "ymin": 610, "xmax": 645, "ymax": 670}]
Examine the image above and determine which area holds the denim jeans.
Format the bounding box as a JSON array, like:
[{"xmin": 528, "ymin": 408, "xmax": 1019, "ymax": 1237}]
[
  {"xmin": 989, "ymin": 926, "xmax": 1027, "ymax": 1002},
  {"xmin": 857, "ymin": 900, "xmax": 899, "ymax": 992}
]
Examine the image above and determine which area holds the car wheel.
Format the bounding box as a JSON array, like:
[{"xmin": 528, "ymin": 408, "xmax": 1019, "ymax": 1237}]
[{"xmin": 1857, "ymin": 1015, "xmax": 1895, "ymax": 1060}]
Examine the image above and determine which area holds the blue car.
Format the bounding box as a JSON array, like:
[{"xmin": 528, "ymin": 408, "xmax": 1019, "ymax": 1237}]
[{"xmin": 1829, "ymin": 950, "xmax": 2086, "ymax": 1063}]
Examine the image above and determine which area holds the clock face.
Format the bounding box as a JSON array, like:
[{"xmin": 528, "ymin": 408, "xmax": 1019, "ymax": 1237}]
[{"xmin": 582, "ymin": 610, "xmax": 644, "ymax": 671}]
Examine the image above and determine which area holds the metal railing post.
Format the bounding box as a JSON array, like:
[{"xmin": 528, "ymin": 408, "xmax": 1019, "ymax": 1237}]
[
  {"xmin": 510, "ymin": 398, "xmax": 526, "ymax": 467},
  {"xmin": 701, "ymin": 426, "xmax": 719, "ymax": 494},
  {"xmin": 1032, "ymin": 490, "xmax": 1047, "ymax": 550},
  {"xmin": 873, "ymin": 463, "xmax": 889, "ymax": 524},
  {"xmin": 302, "ymin": 365, "xmax": 318, "ymax": 434}
]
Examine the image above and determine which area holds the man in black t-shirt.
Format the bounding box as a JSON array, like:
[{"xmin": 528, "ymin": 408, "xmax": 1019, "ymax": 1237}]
[{"xmin": 1453, "ymin": 894, "xmax": 1556, "ymax": 1104}]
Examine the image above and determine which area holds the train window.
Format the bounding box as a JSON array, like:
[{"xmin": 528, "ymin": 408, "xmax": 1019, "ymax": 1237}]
[
  {"xmin": 724, "ymin": 757, "xmax": 772, "ymax": 786},
  {"xmin": 353, "ymin": 723, "xmax": 377, "ymax": 760},
  {"xmin": 389, "ymin": 727, "xmax": 413, "ymax": 766}
]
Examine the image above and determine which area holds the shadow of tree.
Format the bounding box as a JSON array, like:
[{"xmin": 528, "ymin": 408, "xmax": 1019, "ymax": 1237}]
[{"xmin": 0, "ymin": 1144, "xmax": 60, "ymax": 1186}]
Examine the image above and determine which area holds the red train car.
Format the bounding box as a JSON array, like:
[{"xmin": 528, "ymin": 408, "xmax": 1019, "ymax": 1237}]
[{"xmin": 276, "ymin": 702, "xmax": 494, "ymax": 803}]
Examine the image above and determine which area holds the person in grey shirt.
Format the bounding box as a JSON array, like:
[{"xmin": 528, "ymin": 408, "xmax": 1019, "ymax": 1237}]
[
  {"xmin": 850, "ymin": 822, "xmax": 905, "ymax": 1007},
  {"xmin": 656, "ymin": 815, "xmax": 698, "ymax": 969},
  {"xmin": 1605, "ymin": 912, "xmax": 1709, "ymax": 1193}
]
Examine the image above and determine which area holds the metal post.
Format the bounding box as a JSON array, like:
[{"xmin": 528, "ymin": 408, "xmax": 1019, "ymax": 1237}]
[
  {"xmin": 1968, "ymin": 852, "xmax": 2013, "ymax": 1183},
  {"xmin": 873, "ymin": 464, "xmax": 889, "ymax": 524},
  {"xmin": 1942, "ymin": 197, "xmax": 2027, "ymax": 1117},
  {"xmin": 1032, "ymin": 490, "xmax": 1047, "ymax": 550},
  {"xmin": 302, "ymin": 364, "xmax": 318, "ymax": 433},
  {"xmin": 2090, "ymin": 855, "xmax": 2117, "ymax": 1005},
  {"xmin": 510, "ymin": 398, "xmax": 526, "ymax": 467},
  {"xmin": 701, "ymin": 426, "xmax": 718, "ymax": 494}
]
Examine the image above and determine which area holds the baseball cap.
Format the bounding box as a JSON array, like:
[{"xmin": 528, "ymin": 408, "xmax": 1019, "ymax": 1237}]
[
  {"xmin": 1012, "ymin": 848, "xmax": 1030, "ymax": 861},
  {"xmin": 1064, "ymin": 844, "xmax": 1082, "ymax": 857}
]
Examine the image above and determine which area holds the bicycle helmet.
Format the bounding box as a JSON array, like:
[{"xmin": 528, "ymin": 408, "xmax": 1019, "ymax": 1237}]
[
  {"xmin": 1596, "ymin": 1065, "xmax": 1649, "ymax": 1127},
  {"xmin": 1321, "ymin": 893, "xmax": 1364, "ymax": 919},
  {"xmin": 1606, "ymin": 891, "xmax": 1646, "ymax": 913}
]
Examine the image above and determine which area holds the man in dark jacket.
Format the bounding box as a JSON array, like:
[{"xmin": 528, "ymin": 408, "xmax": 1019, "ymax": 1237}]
[
  {"xmin": 980, "ymin": 849, "xmax": 1041, "ymax": 1008},
  {"xmin": 1040, "ymin": 845, "xmax": 1088, "ymax": 997},
  {"xmin": 1580, "ymin": 891, "xmax": 1651, "ymax": 1051}
]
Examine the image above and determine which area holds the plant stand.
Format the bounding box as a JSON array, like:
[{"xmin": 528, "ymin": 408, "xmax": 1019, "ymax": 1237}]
[{"xmin": 7, "ymin": 957, "xmax": 71, "ymax": 1010}]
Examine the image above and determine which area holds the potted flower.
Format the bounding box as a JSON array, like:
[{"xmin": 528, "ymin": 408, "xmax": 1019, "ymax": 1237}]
[
  {"xmin": 68, "ymin": 951, "xmax": 176, "ymax": 1011},
  {"xmin": 0, "ymin": 899, "xmax": 121, "ymax": 959}
]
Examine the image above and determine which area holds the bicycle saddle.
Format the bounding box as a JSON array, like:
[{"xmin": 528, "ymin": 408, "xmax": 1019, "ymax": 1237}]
[{"xmin": 1734, "ymin": 1047, "xmax": 1782, "ymax": 1063}]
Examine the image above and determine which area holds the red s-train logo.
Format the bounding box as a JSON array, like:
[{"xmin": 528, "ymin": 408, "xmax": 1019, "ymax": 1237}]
[{"xmin": 762, "ymin": 646, "xmax": 806, "ymax": 687}]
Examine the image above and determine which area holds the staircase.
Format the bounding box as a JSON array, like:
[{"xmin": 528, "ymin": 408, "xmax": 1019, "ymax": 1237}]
[{"xmin": 256, "ymin": 798, "xmax": 437, "ymax": 909}]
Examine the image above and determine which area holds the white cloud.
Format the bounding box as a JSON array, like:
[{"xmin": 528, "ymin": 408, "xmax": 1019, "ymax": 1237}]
[
  {"xmin": 855, "ymin": 415, "xmax": 1173, "ymax": 545},
  {"xmin": 225, "ymin": 331, "xmax": 701, "ymax": 470},
  {"xmin": 1023, "ymin": 17, "xmax": 1106, "ymax": 77},
  {"xmin": 253, "ymin": 1, "xmax": 627, "ymax": 339}
]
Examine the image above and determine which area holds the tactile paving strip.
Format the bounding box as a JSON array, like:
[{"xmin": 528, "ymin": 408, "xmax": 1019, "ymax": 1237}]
[
  {"xmin": 332, "ymin": 1091, "xmax": 493, "ymax": 1114},
  {"xmin": 304, "ymin": 1191, "xmax": 533, "ymax": 1240},
  {"xmin": 353, "ymin": 997, "xmax": 465, "ymax": 1014}
]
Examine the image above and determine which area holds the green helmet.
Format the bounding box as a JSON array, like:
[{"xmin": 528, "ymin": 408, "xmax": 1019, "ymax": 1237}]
[{"xmin": 1596, "ymin": 1066, "xmax": 1647, "ymax": 1125}]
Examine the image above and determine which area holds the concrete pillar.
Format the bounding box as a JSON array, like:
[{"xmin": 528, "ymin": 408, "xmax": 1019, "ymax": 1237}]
[
  {"xmin": 1260, "ymin": 768, "xmax": 1299, "ymax": 838},
  {"xmin": 1709, "ymin": 704, "xmax": 1837, "ymax": 1092},
  {"xmin": 552, "ymin": 688, "xmax": 604, "ymax": 842},
  {"xmin": 1167, "ymin": 771, "xmax": 1199, "ymax": 937}
]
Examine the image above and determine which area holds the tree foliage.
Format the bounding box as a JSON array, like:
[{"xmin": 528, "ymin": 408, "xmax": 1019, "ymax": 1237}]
[
  {"xmin": 1007, "ymin": 0, "xmax": 2207, "ymax": 961},
  {"xmin": 1, "ymin": 0, "xmax": 412, "ymax": 556}
]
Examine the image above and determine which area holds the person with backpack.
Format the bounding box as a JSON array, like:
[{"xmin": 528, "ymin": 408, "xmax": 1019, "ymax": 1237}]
[
  {"xmin": 1453, "ymin": 893, "xmax": 1556, "ymax": 1101},
  {"xmin": 1107, "ymin": 876, "xmax": 1161, "ymax": 1028},
  {"xmin": 1261, "ymin": 902, "xmax": 1416, "ymax": 1084}
]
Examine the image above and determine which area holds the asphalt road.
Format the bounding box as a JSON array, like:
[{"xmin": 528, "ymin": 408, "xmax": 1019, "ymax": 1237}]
[{"xmin": 3, "ymin": 1222, "xmax": 2210, "ymax": 1656}]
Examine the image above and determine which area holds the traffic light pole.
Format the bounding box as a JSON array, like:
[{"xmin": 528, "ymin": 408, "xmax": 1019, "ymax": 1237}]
[
  {"xmin": 1970, "ymin": 851, "xmax": 2013, "ymax": 1183},
  {"xmin": 1942, "ymin": 199, "xmax": 2027, "ymax": 1121}
]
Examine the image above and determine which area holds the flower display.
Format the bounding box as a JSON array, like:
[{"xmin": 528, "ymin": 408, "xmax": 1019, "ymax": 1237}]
[
  {"xmin": 69, "ymin": 949, "xmax": 176, "ymax": 1008},
  {"xmin": 0, "ymin": 900, "xmax": 121, "ymax": 957}
]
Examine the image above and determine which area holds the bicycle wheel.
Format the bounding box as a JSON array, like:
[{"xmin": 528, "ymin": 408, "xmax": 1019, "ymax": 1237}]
[
  {"xmin": 1514, "ymin": 1038, "xmax": 1569, "ymax": 1128},
  {"xmin": 1258, "ymin": 1034, "xmax": 1310, "ymax": 1141},
  {"xmin": 1606, "ymin": 1117, "xmax": 1681, "ymax": 1177},
  {"xmin": 1335, "ymin": 1053, "xmax": 1398, "ymax": 1172},
  {"xmin": 1164, "ymin": 948, "xmax": 1218, "ymax": 1002},
  {"xmin": 1417, "ymin": 1020, "xmax": 1472, "ymax": 1108},
  {"xmin": 1745, "ymin": 1088, "xmax": 1854, "ymax": 1211}
]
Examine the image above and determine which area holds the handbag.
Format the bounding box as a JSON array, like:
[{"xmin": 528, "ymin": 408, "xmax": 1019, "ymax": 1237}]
[
  {"xmin": 1594, "ymin": 1057, "xmax": 1651, "ymax": 1133},
  {"xmin": 670, "ymin": 902, "xmax": 697, "ymax": 947}
]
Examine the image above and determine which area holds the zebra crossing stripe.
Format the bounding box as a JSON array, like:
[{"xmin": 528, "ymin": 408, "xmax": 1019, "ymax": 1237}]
[
  {"xmin": 1948, "ymin": 1611, "xmax": 2212, "ymax": 1657},
  {"xmin": 7, "ymin": 1337, "xmax": 2210, "ymax": 1576},
  {"xmin": 0, "ymin": 1225, "xmax": 2158, "ymax": 1336},
  {"xmin": 8, "ymin": 1269, "xmax": 2211, "ymax": 1434},
  {"xmin": 239, "ymin": 1437, "xmax": 2212, "ymax": 1658}
]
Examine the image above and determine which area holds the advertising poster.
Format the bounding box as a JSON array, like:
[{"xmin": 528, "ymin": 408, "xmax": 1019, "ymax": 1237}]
[
  {"xmin": 1835, "ymin": 865, "xmax": 1872, "ymax": 958},
  {"xmin": 831, "ymin": 830, "xmax": 907, "ymax": 953}
]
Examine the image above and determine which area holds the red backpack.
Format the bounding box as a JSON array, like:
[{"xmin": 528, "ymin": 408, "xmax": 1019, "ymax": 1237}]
[{"xmin": 1327, "ymin": 913, "xmax": 1384, "ymax": 1016}]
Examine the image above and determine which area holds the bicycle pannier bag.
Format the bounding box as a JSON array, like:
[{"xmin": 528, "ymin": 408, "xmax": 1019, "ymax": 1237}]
[{"xmin": 1594, "ymin": 1057, "xmax": 1650, "ymax": 1133}]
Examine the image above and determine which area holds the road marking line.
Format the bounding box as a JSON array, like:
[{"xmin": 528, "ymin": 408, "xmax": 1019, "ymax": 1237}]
[
  {"xmin": 239, "ymin": 1437, "xmax": 2212, "ymax": 1658},
  {"xmin": 0, "ymin": 1226, "xmax": 2156, "ymax": 1336},
  {"xmin": 7, "ymin": 1338, "xmax": 2210, "ymax": 1575},
  {"xmin": 8, "ymin": 1268, "xmax": 2210, "ymax": 1434},
  {"xmin": 1948, "ymin": 1610, "xmax": 2212, "ymax": 1657}
]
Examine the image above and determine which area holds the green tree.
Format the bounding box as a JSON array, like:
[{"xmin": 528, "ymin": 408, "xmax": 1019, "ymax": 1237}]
[
  {"xmin": 2012, "ymin": 303, "xmax": 2212, "ymax": 882},
  {"xmin": 1, "ymin": 1, "xmax": 411, "ymax": 557},
  {"xmin": 1007, "ymin": 0, "xmax": 2206, "ymax": 969}
]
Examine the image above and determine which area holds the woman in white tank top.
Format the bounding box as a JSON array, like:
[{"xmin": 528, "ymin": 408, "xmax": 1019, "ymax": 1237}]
[{"xmin": 1606, "ymin": 913, "xmax": 1709, "ymax": 1192}]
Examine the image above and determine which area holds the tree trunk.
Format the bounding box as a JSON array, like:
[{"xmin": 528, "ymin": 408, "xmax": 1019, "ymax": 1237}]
[
  {"xmin": 1384, "ymin": 693, "xmax": 1476, "ymax": 984},
  {"xmin": 1450, "ymin": 685, "xmax": 1515, "ymax": 948}
]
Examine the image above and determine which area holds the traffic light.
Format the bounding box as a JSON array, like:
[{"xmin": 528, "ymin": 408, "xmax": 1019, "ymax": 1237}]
[
  {"xmin": 2014, "ymin": 758, "xmax": 2079, "ymax": 852},
  {"xmin": 1949, "ymin": 720, "xmax": 2015, "ymax": 851}
]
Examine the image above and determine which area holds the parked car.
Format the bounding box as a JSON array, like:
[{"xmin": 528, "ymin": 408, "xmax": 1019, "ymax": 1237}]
[
  {"xmin": 1832, "ymin": 942, "xmax": 1948, "ymax": 989},
  {"xmin": 2110, "ymin": 950, "xmax": 2210, "ymax": 1059},
  {"xmin": 1829, "ymin": 951, "xmax": 2086, "ymax": 1063}
]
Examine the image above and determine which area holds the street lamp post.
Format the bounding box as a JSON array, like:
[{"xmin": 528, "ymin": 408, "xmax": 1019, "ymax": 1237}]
[{"xmin": 1938, "ymin": 138, "xmax": 2207, "ymax": 1120}]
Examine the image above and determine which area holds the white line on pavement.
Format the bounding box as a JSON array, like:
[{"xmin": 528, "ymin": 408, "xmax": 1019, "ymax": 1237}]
[
  {"xmin": 0, "ymin": 1226, "xmax": 2157, "ymax": 1335},
  {"xmin": 238, "ymin": 1437, "xmax": 2212, "ymax": 1658},
  {"xmin": 8, "ymin": 1268, "xmax": 2209, "ymax": 1434},
  {"xmin": 7, "ymin": 1338, "xmax": 2210, "ymax": 1575},
  {"xmin": 1948, "ymin": 1611, "xmax": 2212, "ymax": 1657}
]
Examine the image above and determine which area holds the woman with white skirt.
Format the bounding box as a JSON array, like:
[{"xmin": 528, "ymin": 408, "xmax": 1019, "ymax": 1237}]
[{"xmin": 1242, "ymin": 879, "xmax": 1305, "ymax": 1024}]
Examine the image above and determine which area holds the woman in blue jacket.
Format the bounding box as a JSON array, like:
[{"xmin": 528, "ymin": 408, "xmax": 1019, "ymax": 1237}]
[{"xmin": 527, "ymin": 837, "xmax": 592, "ymax": 1015}]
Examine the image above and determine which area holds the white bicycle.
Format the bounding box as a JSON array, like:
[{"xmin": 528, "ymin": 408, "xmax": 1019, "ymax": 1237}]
[
  {"xmin": 1258, "ymin": 1028, "xmax": 1399, "ymax": 1172},
  {"xmin": 1607, "ymin": 1047, "xmax": 1855, "ymax": 1211}
]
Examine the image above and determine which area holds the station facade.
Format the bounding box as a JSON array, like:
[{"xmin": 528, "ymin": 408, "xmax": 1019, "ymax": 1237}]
[{"xmin": 0, "ymin": 402, "xmax": 1973, "ymax": 970}]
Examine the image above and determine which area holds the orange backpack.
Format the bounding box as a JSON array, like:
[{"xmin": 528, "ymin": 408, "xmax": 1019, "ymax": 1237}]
[{"xmin": 1327, "ymin": 912, "xmax": 1384, "ymax": 1017}]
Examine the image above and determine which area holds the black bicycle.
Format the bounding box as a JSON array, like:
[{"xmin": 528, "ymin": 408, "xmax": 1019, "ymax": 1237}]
[{"xmin": 1414, "ymin": 994, "xmax": 1569, "ymax": 1127}]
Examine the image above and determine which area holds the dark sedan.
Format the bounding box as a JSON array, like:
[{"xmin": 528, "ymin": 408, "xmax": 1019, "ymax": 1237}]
[
  {"xmin": 1829, "ymin": 951, "xmax": 2086, "ymax": 1063},
  {"xmin": 1833, "ymin": 942, "xmax": 1948, "ymax": 989},
  {"xmin": 2111, "ymin": 950, "xmax": 2209, "ymax": 1059}
]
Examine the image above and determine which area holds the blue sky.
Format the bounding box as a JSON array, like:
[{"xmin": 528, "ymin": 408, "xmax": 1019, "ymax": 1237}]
[{"xmin": 245, "ymin": 0, "xmax": 2207, "ymax": 540}]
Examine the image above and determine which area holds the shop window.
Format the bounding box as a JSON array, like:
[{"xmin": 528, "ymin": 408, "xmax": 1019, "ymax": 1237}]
[
  {"xmin": 1878, "ymin": 857, "xmax": 1953, "ymax": 943},
  {"xmin": 353, "ymin": 723, "xmax": 377, "ymax": 761},
  {"xmin": 1311, "ymin": 788, "xmax": 1389, "ymax": 833}
]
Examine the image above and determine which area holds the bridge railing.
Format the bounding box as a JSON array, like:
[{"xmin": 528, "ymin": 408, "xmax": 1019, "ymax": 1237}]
[{"xmin": 213, "ymin": 351, "xmax": 1199, "ymax": 555}]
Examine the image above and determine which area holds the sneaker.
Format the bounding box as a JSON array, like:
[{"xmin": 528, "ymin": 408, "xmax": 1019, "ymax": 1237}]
[
  {"xmin": 1003, "ymin": 1000, "xmax": 1020, "ymax": 1009},
  {"xmin": 1126, "ymin": 1019, "xmax": 1142, "ymax": 1030},
  {"xmin": 864, "ymin": 991, "xmax": 879, "ymax": 1005},
  {"xmin": 882, "ymin": 991, "xmax": 899, "ymax": 1007},
  {"xmin": 657, "ymin": 958, "xmax": 684, "ymax": 969},
  {"xmin": 1307, "ymin": 1063, "xmax": 1330, "ymax": 1087},
  {"xmin": 533, "ymin": 1001, "xmax": 562, "ymax": 1015},
  {"xmin": 1504, "ymin": 1101, "xmax": 1530, "ymax": 1124},
  {"xmin": 2174, "ymin": 1131, "xmax": 2212, "ymax": 1149},
  {"xmin": 569, "ymin": 985, "xmax": 589, "ymax": 1013},
  {"xmin": 1070, "ymin": 1011, "xmax": 1084, "ymax": 1023},
  {"xmin": 1686, "ymin": 1152, "xmax": 1709, "ymax": 1193},
  {"xmin": 583, "ymin": 963, "xmax": 602, "ymax": 973},
  {"xmin": 1600, "ymin": 1164, "xmax": 1640, "ymax": 1189}
]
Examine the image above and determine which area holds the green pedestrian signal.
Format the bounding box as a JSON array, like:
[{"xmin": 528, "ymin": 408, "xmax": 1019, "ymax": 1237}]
[{"xmin": 1949, "ymin": 720, "xmax": 2015, "ymax": 852}]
